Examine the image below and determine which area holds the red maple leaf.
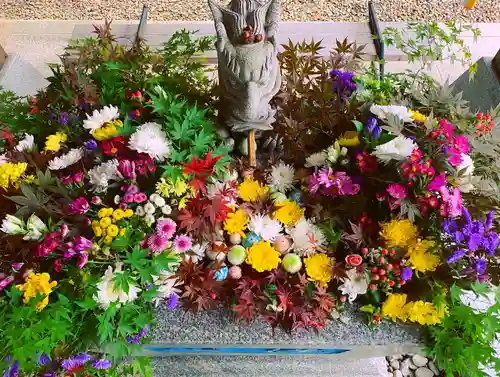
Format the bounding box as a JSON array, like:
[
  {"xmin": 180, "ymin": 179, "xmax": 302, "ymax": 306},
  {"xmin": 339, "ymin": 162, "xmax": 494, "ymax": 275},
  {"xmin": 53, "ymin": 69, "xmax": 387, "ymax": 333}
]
[
  {"xmin": 0, "ymin": 128, "xmax": 15, "ymax": 148},
  {"xmin": 182, "ymin": 152, "xmax": 222, "ymax": 193},
  {"xmin": 177, "ymin": 208, "xmax": 202, "ymax": 232},
  {"xmin": 276, "ymin": 288, "xmax": 293, "ymax": 313},
  {"xmin": 203, "ymin": 195, "xmax": 231, "ymax": 225},
  {"xmin": 233, "ymin": 300, "xmax": 256, "ymax": 324}
]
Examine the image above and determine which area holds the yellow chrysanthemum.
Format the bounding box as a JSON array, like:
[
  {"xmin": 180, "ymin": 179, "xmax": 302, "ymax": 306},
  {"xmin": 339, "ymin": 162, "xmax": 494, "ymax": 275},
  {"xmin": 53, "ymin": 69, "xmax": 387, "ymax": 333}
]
[
  {"xmin": 246, "ymin": 240, "xmax": 281, "ymax": 272},
  {"xmin": 382, "ymin": 293, "xmax": 408, "ymax": 321},
  {"xmin": 107, "ymin": 224, "xmax": 119, "ymax": 237},
  {"xmin": 93, "ymin": 226, "xmax": 103, "ymax": 237},
  {"xmin": 16, "ymin": 272, "xmax": 57, "ymax": 311},
  {"xmin": 410, "ymin": 110, "xmax": 427, "ymax": 123},
  {"xmin": 124, "ymin": 209, "xmax": 134, "ymax": 218},
  {"xmin": 98, "ymin": 208, "xmax": 113, "ymax": 218},
  {"xmin": 224, "ymin": 209, "xmax": 249, "ymax": 237},
  {"xmin": 404, "ymin": 300, "xmax": 446, "ymax": 325},
  {"xmin": 0, "ymin": 162, "xmax": 28, "ymax": 190},
  {"xmin": 93, "ymin": 120, "xmax": 122, "ymax": 141},
  {"xmin": 155, "ymin": 177, "xmax": 189, "ymax": 198},
  {"xmin": 379, "ymin": 219, "xmax": 419, "ymax": 248},
  {"xmin": 238, "ymin": 177, "xmax": 268, "ymax": 202},
  {"xmin": 103, "ymin": 235, "xmax": 114, "ymax": 245},
  {"xmin": 99, "ymin": 217, "xmax": 112, "ymax": 229},
  {"xmin": 112, "ymin": 209, "xmax": 125, "ymax": 221},
  {"xmin": 304, "ymin": 254, "xmax": 334, "ymax": 286},
  {"xmin": 407, "ymin": 239, "xmax": 440, "ymax": 273},
  {"xmin": 338, "ymin": 131, "xmax": 360, "ymax": 147},
  {"xmin": 274, "ymin": 200, "xmax": 304, "ymax": 226},
  {"xmin": 44, "ymin": 132, "xmax": 67, "ymax": 152}
]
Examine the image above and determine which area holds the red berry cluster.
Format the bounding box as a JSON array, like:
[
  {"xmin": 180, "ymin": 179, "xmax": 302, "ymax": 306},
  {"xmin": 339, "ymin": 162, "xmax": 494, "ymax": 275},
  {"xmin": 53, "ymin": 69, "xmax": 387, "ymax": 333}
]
[
  {"xmin": 475, "ymin": 112, "xmax": 494, "ymax": 136},
  {"xmin": 361, "ymin": 248, "xmax": 406, "ymax": 292},
  {"xmin": 241, "ymin": 25, "xmax": 263, "ymax": 44}
]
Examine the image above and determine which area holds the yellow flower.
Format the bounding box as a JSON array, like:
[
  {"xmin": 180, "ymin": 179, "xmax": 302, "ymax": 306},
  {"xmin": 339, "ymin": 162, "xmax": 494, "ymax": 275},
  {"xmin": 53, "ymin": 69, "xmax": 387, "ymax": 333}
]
[
  {"xmin": 338, "ymin": 131, "xmax": 360, "ymax": 147},
  {"xmin": 93, "ymin": 225, "xmax": 103, "ymax": 237},
  {"xmin": 98, "ymin": 208, "xmax": 113, "ymax": 218},
  {"xmin": 410, "ymin": 110, "xmax": 427, "ymax": 123},
  {"xmin": 112, "ymin": 209, "xmax": 125, "ymax": 221},
  {"xmin": 119, "ymin": 228, "xmax": 127, "ymax": 237},
  {"xmin": 44, "ymin": 132, "xmax": 67, "ymax": 152},
  {"xmin": 99, "ymin": 217, "xmax": 112, "ymax": 229},
  {"xmin": 0, "ymin": 162, "xmax": 28, "ymax": 190},
  {"xmin": 103, "ymin": 235, "xmax": 114, "ymax": 245},
  {"xmin": 155, "ymin": 177, "xmax": 189, "ymax": 198},
  {"xmin": 382, "ymin": 293, "xmax": 408, "ymax": 321},
  {"xmin": 304, "ymin": 254, "xmax": 334, "ymax": 286},
  {"xmin": 179, "ymin": 196, "xmax": 189, "ymax": 209},
  {"xmin": 107, "ymin": 224, "xmax": 119, "ymax": 237},
  {"xmin": 92, "ymin": 120, "xmax": 122, "ymax": 141},
  {"xmin": 23, "ymin": 174, "xmax": 35, "ymax": 184},
  {"xmin": 407, "ymin": 239, "xmax": 440, "ymax": 273},
  {"xmin": 16, "ymin": 272, "xmax": 57, "ymax": 311},
  {"xmin": 224, "ymin": 209, "xmax": 249, "ymax": 237},
  {"xmin": 246, "ymin": 240, "xmax": 281, "ymax": 272},
  {"xmin": 238, "ymin": 177, "xmax": 268, "ymax": 202},
  {"xmin": 379, "ymin": 219, "xmax": 419, "ymax": 248},
  {"xmin": 124, "ymin": 209, "xmax": 134, "ymax": 218},
  {"xmin": 404, "ymin": 300, "xmax": 446, "ymax": 325},
  {"xmin": 274, "ymin": 200, "xmax": 304, "ymax": 226}
]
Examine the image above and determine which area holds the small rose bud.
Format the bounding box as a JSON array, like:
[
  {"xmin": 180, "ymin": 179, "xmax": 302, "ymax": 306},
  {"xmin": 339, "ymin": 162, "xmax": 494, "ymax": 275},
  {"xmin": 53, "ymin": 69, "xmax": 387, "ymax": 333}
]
[
  {"xmin": 379, "ymin": 269, "xmax": 386, "ymax": 276},
  {"xmin": 369, "ymin": 284, "xmax": 378, "ymax": 291},
  {"xmin": 381, "ymin": 249, "xmax": 388, "ymax": 255},
  {"xmin": 371, "ymin": 267, "xmax": 378, "ymax": 273},
  {"xmin": 389, "ymin": 249, "xmax": 396, "ymax": 255},
  {"xmin": 372, "ymin": 274, "xmax": 380, "ymax": 281},
  {"xmin": 361, "ymin": 248, "xmax": 369, "ymax": 255},
  {"xmin": 379, "ymin": 257, "xmax": 385, "ymax": 264},
  {"xmin": 339, "ymin": 295, "xmax": 346, "ymax": 303},
  {"xmin": 386, "ymin": 264, "xmax": 393, "ymax": 270},
  {"xmin": 388, "ymin": 280, "xmax": 395, "ymax": 287},
  {"xmin": 380, "ymin": 275, "xmax": 387, "ymax": 282}
]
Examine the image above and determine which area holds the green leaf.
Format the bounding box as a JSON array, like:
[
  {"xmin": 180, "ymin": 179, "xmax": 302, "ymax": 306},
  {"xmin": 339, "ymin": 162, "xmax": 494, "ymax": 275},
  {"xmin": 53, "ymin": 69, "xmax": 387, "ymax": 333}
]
[
  {"xmin": 154, "ymin": 252, "xmax": 181, "ymax": 272},
  {"xmin": 161, "ymin": 164, "xmax": 184, "ymax": 182},
  {"xmin": 125, "ymin": 249, "xmax": 149, "ymax": 270},
  {"xmin": 191, "ymin": 128, "xmax": 213, "ymax": 157},
  {"xmin": 111, "ymin": 229, "xmax": 131, "ymax": 251},
  {"xmin": 118, "ymin": 116, "xmax": 136, "ymax": 136},
  {"xmin": 360, "ymin": 304, "xmax": 375, "ymax": 314},
  {"xmin": 75, "ymin": 297, "xmax": 98, "ymax": 311},
  {"xmin": 352, "ymin": 120, "xmax": 364, "ymax": 133}
]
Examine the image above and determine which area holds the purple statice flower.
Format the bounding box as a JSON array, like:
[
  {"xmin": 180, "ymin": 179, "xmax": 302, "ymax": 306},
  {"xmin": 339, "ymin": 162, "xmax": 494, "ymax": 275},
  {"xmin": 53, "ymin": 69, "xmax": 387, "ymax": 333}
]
[
  {"xmin": 473, "ymin": 259, "xmax": 487, "ymax": 275},
  {"xmin": 91, "ymin": 359, "xmax": 112, "ymax": 370},
  {"xmin": 37, "ymin": 352, "xmax": 51, "ymax": 366},
  {"xmin": 329, "ymin": 69, "xmax": 357, "ymax": 101},
  {"xmin": 156, "ymin": 218, "xmax": 177, "ymax": 240},
  {"xmin": 173, "ymin": 234, "xmax": 193, "ymax": 253},
  {"xmin": 139, "ymin": 324, "xmax": 150, "ymax": 338},
  {"xmin": 2, "ymin": 357, "xmax": 19, "ymax": 377},
  {"xmin": 127, "ymin": 336, "xmax": 141, "ymax": 344},
  {"xmin": 84, "ymin": 140, "xmax": 97, "ymax": 151},
  {"xmin": 148, "ymin": 234, "xmax": 169, "ymax": 253},
  {"xmin": 401, "ymin": 267, "xmax": 413, "ymax": 281},
  {"xmin": 366, "ymin": 117, "xmax": 381, "ymax": 139},
  {"xmin": 59, "ymin": 112, "xmax": 69, "ymax": 126},
  {"xmin": 447, "ymin": 248, "xmax": 466, "ymax": 264},
  {"xmin": 167, "ymin": 293, "xmax": 179, "ymax": 309},
  {"xmin": 61, "ymin": 352, "xmax": 91, "ymax": 370}
]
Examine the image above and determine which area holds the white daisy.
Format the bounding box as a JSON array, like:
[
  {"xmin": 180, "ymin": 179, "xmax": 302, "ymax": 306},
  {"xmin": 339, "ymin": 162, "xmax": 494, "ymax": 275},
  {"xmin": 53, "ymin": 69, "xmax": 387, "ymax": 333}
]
[
  {"xmin": 129, "ymin": 122, "xmax": 170, "ymax": 161},
  {"xmin": 248, "ymin": 214, "xmax": 283, "ymax": 241},
  {"xmin": 338, "ymin": 268, "xmax": 369, "ymax": 303},
  {"xmin": 370, "ymin": 104, "xmax": 413, "ymax": 123},
  {"xmin": 83, "ymin": 105, "xmax": 120, "ymax": 134},
  {"xmin": 88, "ymin": 159, "xmax": 121, "ymax": 192},
  {"xmin": 289, "ymin": 218, "xmax": 326, "ymax": 256},
  {"xmin": 371, "ymin": 135, "xmax": 417, "ymax": 163},
  {"xmin": 305, "ymin": 151, "xmax": 328, "ymax": 168},
  {"xmin": 15, "ymin": 134, "xmax": 35, "ymax": 152},
  {"xmin": 144, "ymin": 201, "xmax": 156, "ymax": 215},
  {"xmin": 48, "ymin": 148, "xmax": 84, "ymax": 170},
  {"xmin": 267, "ymin": 162, "xmax": 295, "ymax": 192}
]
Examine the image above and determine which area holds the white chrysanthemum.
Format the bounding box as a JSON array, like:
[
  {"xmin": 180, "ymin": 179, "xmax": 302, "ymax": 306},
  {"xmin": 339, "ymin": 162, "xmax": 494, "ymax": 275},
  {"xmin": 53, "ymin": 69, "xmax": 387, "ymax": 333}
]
[
  {"xmin": 248, "ymin": 214, "xmax": 283, "ymax": 241},
  {"xmin": 94, "ymin": 263, "xmax": 141, "ymax": 308},
  {"xmin": 185, "ymin": 242, "xmax": 209, "ymax": 264},
  {"xmin": 48, "ymin": 148, "xmax": 84, "ymax": 170},
  {"xmin": 305, "ymin": 151, "xmax": 328, "ymax": 168},
  {"xmin": 267, "ymin": 162, "xmax": 295, "ymax": 192},
  {"xmin": 289, "ymin": 218, "xmax": 326, "ymax": 256},
  {"xmin": 88, "ymin": 159, "xmax": 121, "ymax": 191},
  {"xmin": 152, "ymin": 271, "xmax": 181, "ymax": 307},
  {"xmin": 144, "ymin": 201, "xmax": 156, "ymax": 214},
  {"xmin": 371, "ymin": 135, "xmax": 417, "ymax": 163},
  {"xmin": 129, "ymin": 122, "xmax": 170, "ymax": 161},
  {"xmin": 370, "ymin": 104, "xmax": 413, "ymax": 123},
  {"xmin": 15, "ymin": 134, "xmax": 35, "ymax": 152},
  {"xmin": 83, "ymin": 105, "xmax": 120, "ymax": 134},
  {"xmin": 338, "ymin": 268, "xmax": 369, "ymax": 303}
]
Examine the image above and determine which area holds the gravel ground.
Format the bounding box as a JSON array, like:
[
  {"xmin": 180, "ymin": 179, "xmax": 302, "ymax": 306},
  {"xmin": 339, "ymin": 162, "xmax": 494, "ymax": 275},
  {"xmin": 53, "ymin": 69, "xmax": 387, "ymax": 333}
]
[{"xmin": 1, "ymin": 0, "xmax": 499, "ymax": 22}]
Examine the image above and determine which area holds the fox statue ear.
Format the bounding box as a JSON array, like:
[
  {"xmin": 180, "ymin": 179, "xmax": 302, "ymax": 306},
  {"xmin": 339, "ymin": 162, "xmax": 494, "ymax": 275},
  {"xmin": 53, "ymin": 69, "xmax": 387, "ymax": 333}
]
[{"xmin": 208, "ymin": 0, "xmax": 244, "ymax": 43}]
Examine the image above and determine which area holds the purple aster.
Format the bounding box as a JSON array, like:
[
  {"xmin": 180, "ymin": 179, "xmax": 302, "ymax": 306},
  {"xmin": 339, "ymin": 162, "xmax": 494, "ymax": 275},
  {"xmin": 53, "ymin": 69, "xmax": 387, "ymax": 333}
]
[
  {"xmin": 447, "ymin": 248, "xmax": 466, "ymax": 264},
  {"xmin": 483, "ymin": 232, "xmax": 499, "ymax": 256},
  {"xmin": 156, "ymin": 218, "xmax": 177, "ymax": 240},
  {"xmin": 173, "ymin": 234, "xmax": 193, "ymax": 253},
  {"xmin": 37, "ymin": 352, "xmax": 51, "ymax": 366},
  {"xmin": 147, "ymin": 234, "xmax": 169, "ymax": 253},
  {"xmin": 167, "ymin": 293, "xmax": 179, "ymax": 309},
  {"xmin": 139, "ymin": 324, "xmax": 150, "ymax": 338},
  {"xmin": 473, "ymin": 259, "xmax": 487, "ymax": 275},
  {"xmin": 59, "ymin": 112, "xmax": 69, "ymax": 126},
  {"xmin": 366, "ymin": 117, "xmax": 381, "ymax": 139},
  {"xmin": 91, "ymin": 359, "xmax": 112, "ymax": 370},
  {"xmin": 401, "ymin": 267, "xmax": 413, "ymax": 281},
  {"xmin": 84, "ymin": 140, "xmax": 97, "ymax": 151},
  {"xmin": 467, "ymin": 234, "xmax": 483, "ymax": 252}
]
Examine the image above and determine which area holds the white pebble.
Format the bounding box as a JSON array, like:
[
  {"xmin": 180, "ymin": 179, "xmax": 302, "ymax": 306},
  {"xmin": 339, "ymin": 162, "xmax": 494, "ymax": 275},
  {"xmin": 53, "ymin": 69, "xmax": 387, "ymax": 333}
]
[
  {"xmin": 412, "ymin": 355, "xmax": 428, "ymax": 367},
  {"xmin": 427, "ymin": 361, "xmax": 439, "ymax": 376},
  {"xmin": 229, "ymin": 233, "xmax": 242, "ymax": 245},
  {"xmin": 415, "ymin": 367, "xmax": 433, "ymax": 377},
  {"xmin": 391, "ymin": 360, "xmax": 401, "ymax": 370},
  {"xmin": 393, "ymin": 371, "xmax": 403, "ymax": 377}
]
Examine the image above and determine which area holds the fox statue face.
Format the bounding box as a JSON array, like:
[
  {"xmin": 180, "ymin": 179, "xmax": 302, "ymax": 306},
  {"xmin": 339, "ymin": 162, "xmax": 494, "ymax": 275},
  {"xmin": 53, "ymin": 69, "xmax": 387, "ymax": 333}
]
[{"xmin": 208, "ymin": 0, "xmax": 282, "ymax": 133}]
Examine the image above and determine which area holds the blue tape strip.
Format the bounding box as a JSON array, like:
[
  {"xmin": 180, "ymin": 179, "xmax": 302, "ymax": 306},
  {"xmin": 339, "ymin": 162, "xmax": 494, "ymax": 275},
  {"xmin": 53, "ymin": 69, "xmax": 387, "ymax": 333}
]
[{"xmin": 144, "ymin": 346, "xmax": 350, "ymax": 356}]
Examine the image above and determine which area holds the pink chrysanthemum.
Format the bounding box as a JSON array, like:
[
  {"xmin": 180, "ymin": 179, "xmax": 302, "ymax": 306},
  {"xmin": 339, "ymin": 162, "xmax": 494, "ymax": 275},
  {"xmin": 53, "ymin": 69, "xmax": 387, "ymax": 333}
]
[
  {"xmin": 148, "ymin": 234, "xmax": 169, "ymax": 253},
  {"xmin": 386, "ymin": 184, "xmax": 407, "ymax": 200},
  {"xmin": 156, "ymin": 218, "xmax": 177, "ymax": 239},
  {"xmin": 173, "ymin": 234, "xmax": 193, "ymax": 253}
]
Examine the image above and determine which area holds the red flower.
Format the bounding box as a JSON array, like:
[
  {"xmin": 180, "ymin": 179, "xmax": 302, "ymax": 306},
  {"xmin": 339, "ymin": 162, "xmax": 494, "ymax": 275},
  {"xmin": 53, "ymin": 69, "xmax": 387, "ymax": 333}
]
[
  {"xmin": 182, "ymin": 152, "xmax": 222, "ymax": 193},
  {"xmin": 0, "ymin": 128, "xmax": 15, "ymax": 147},
  {"xmin": 345, "ymin": 254, "xmax": 363, "ymax": 266},
  {"xmin": 100, "ymin": 136, "xmax": 125, "ymax": 155}
]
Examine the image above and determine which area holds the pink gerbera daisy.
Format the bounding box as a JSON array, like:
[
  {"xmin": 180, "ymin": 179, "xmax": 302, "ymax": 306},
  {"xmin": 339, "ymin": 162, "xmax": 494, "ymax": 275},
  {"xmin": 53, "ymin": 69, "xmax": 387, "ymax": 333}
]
[
  {"xmin": 148, "ymin": 234, "xmax": 169, "ymax": 253},
  {"xmin": 173, "ymin": 234, "xmax": 193, "ymax": 253},
  {"xmin": 156, "ymin": 218, "xmax": 177, "ymax": 239}
]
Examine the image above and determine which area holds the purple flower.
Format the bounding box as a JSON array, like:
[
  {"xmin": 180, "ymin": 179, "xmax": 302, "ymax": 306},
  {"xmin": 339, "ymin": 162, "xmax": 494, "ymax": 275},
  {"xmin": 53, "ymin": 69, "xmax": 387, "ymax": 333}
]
[
  {"xmin": 73, "ymin": 236, "xmax": 93, "ymax": 252},
  {"xmin": 485, "ymin": 210, "xmax": 495, "ymax": 230},
  {"xmin": 366, "ymin": 117, "xmax": 381, "ymax": 139},
  {"xmin": 76, "ymin": 253, "xmax": 88, "ymax": 269},
  {"xmin": 442, "ymin": 219, "xmax": 458, "ymax": 234},
  {"xmin": 173, "ymin": 234, "xmax": 193, "ymax": 253},
  {"xmin": 118, "ymin": 160, "xmax": 136, "ymax": 180},
  {"xmin": 2, "ymin": 357, "xmax": 19, "ymax": 377},
  {"xmin": 84, "ymin": 140, "xmax": 97, "ymax": 151},
  {"xmin": 61, "ymin": 352, "xmax": 91, "ymax": 370},
  {"xmin": 478, "ymin": 274, "xmax": 489, "ymax": 283},
  {"xmin": 37, "ymin": 352, "xmax": 51, "ymax": 366},
  {"xmin": 167, "ymin": 293, "xmax": 179, "ymax": 309},
  {"xmin": 447, "ymin": 248, "xmax": 466, "ymax": 264},
  {"xmin": 453, "ymin": 231, "xmax": 464, "ymax": 244},
  {"xmin": 483, "ymin": 232, "xmax": 499, "ymax": 256},
  {"xmin": 156, "ymin": 218, "xmax": 177, "ymax": 240},
  {"xmin": 91, "ymin": 359, "xmax": 112, "ymax": 370},
  {"xmin": 59, "ymin": 112, "xmax": 69, "ymax": 126},
  {"xmin": 148, "ymin": 234, "xmax": 169, "ymax": 253},
  {"xmin": 70, "ymin": 197, "xmax": 89, "ymax": 214},
  {"xmin": 473, "ymin": 259, "xmax": 487, "ymax": 275},
  {"xmin": 462, "ymin": 206, "xmax": 472, "ymax": 225},
  {"xmin": 127, "ymin": 336, "xmax": 141, "ymax": 344},
  {"xmin": 329, "ymin": 69, "xmax": 357, "ymax": 101},
  {"xmin": 467, "ymin": 234, "xmax": 483, "ymax": 252},
  {"xmin": 0, "ymin": 276, "xmax": 14, "ymax": 292},
  {"xmin": 139, "ymin": 324, "xmax": 150, "ymax": 338},
  {"xmin": 309, "ymin": 169, "xmax": 360, "ymax": 197},
  {"xmin": 401, "ymin": 267, "xmax": 413, "ymax": 281},
  {"xmin": 427, "ymin": 171, "xmax": 446, "ymax": 192}
]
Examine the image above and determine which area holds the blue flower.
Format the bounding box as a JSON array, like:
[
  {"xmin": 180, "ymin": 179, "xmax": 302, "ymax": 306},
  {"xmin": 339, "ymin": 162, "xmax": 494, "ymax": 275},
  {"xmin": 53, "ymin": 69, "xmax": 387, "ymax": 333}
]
[
  {"xmin": 59, "ymin": 112, "xmax": 69, "ymax": 126},
  {"xmin": 61, "ymin": 352, "xmax": 91, "ymax": 370},
  {"xmin": 84, "ymin": 140, "xmax": 97, "ymax": 151},
  {"xmin": 401, "ymin": 267, "xmax": 413, "ymax": 281},
  {"xmin": 127, "ymin": 336, "xmax": 141, "ymax": 344},
  {"xmin": 472, "ymin": 259, "xmax": 487, "ymax": 275},
  {"xmin": 485, "ymin": 210, "xmax": 495, "ymax": 230},
  {"xmin": 139, "ymin": 324, "xmax": 150, "ymax": 337},
  {"xmin": 366, "ymin": 117, "xmax": 381, "ymax": 139},
  {"xmin": 329, "ymin": 69, "xmax": 357, "ymax": 101},
  {"xmin": 442, "ymin": 219, "xmax": 458, "ymax": 234},
  {"xmin": 483, "ymin": 232, "xmax": 499, "ymax": 256},
  {"xmin": 91, "ymin": 359, "xmax": 112, "ymax": 370},
  {"xmin": 37, "ymin": 352, "xmax": 51, "ymax": 366},
  {"xmin": 467, "ymin": 234, "xmax": 483, "ymax": 252},
  {"xmin": 167, "ymin": 293, "xmax": 179, "ymax": 309},
  {"xmin": 2, "ymin": 357, "xmax": 19, "ymax": 377},
  {"xmin": 447, "ymin": 248, "xmax": 466, "ymax": 264}
]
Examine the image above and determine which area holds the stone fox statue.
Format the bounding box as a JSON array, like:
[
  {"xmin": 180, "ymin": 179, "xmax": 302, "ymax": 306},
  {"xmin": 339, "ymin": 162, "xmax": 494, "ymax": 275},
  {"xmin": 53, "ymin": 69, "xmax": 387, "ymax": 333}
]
[{"xmin": 208, "ymin": 0, "xmax": 282, "ymax": 134}]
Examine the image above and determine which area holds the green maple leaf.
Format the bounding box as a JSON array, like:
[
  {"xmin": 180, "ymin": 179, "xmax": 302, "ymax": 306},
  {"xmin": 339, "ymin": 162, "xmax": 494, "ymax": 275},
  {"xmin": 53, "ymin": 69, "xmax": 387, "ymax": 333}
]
[{"xmin": 191, "ymin": 128, "xmax": 213, "ymax": 156}]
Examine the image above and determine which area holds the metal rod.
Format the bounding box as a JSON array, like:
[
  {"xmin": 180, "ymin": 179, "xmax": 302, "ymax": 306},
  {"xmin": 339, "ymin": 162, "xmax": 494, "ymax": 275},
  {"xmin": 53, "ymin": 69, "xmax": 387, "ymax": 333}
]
[
  {"xmin": 136, "ymin": 4, "xmax": 149, "ymax": 43},
  {"xmin": 368, "ymin": 0, "xmax": 385, "ymax": 80}
]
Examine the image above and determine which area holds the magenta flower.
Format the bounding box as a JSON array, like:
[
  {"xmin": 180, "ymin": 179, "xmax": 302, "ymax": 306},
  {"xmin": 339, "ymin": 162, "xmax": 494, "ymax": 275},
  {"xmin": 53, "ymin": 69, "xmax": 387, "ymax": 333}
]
[
  {"xmin": 0, "ymin": 276, "xmax": 14, "ymax": 291},
  {"xmin": 309, "ymin": 169, "xmax": 360, "ymax": 197},
  {"xmin": 74, "ymin": 236, "xmax": 93, "ymax": 252},
  {"xmin": 118, "ymin": 159, "xmax": 136, "ymax": 180},
  {"xmin": 386, "ymin": 184, "xmax": 407, "ymax": 200},
  {"xmin": 134, "ymin": 192, "xmax": 147, "ymax": 203},
  {"xmin": 427, "ymin": 171, "xmax": 446, "ymax": 192},
  {"xmin": 69, "ymin": 197, "xmax": 89, "ymax": 214},
  {"xmin": 91, "ymin": 196, "xmax": 102, "ymax": 205},
  {"xmin": 453, "ymin": 135, "xmax": 470, "ymax": 154},
  {"xmin": 173, "ymin": 234, "xmax": 193, "ymax": 253},
  {"xmin": 123, "ymin": 192, "xmax": 135, "ymax": 203},
  {"xmin": 148, "ymin": 234, "xmax": 169, "ymax": 253},
  {"xmin": 447, "ymin": 149, "xmax": 463, "ymax": 167},
  {"xmin": 53, "ymin": 259, "xmax": 63, "ymax": 272},
  {"xmin": 76, "ymin": 253, "xmax": 88, "ymax": 269},
  {"xmin": 156, "ymin": 218, "xmax": 177, "ymax": 239},
  {"xmin": 72, "ymin": 171, "xmax": 84, "ymax": 183},
  {"xmin": 440, "ymin": 186, "xmax": 463, "ymax": 218}
]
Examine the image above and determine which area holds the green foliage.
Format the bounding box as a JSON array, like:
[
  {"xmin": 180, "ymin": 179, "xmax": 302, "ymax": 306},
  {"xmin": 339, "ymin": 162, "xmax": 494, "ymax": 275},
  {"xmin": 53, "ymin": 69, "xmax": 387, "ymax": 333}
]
[{"xmin": 426, "ymin": 284, "xmax": 500, "ymax": 377}]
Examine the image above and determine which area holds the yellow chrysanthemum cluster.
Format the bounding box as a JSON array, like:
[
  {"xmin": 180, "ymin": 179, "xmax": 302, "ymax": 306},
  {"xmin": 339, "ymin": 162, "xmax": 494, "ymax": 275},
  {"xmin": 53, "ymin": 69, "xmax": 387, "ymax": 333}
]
[
  {"xmin": 0, "ymin": 162, "xmax": 28, "ymax": 190},
  {"xmin": 407, "ymin": 239, "xmax": 440, "ymax": 273},
  {"xmin": 274, "ymin": 200, "xmax": 304, "ymax": 226},
  {"xmin": 155, "ymin": 177, "xmax": 194, "ymax": 209},
  {"xmin": 238, "ymin": 177, "xmax": 268, "ymax": 202},
  {"xmin": 304, "ymin": 254, "xmax": 334, "ymax": 286},
  {"xmin": 382, "ymin": 293, "xmax": 447, "ymax": 325},
  {"xmin": 224, "ymin": 208, "xmax": 249, "ymax": 237},
  {"xmin": 379, "ymin": 219, "xmax": 419, "ymax": 248},
  {"xmin": 92, "ymin": 207, "xmax": 132, "ymax": 245},
  {"xmin": 246, "ymin": 240, "xmax": 281, "ymax": 272},
  {"xmin": 93, "ymin": 120, "xmax": 123, "ymax": 141},
  {"xmin": 338, "ymin": 131, "xmax": 360, "ymax": 147},
  {"xmin": 16, "ymin": 272, "xmax": 57, "ymax": 311},
  {"xmin": 45, "ymin": 132, "xmax": 67, "ymax": 152}
]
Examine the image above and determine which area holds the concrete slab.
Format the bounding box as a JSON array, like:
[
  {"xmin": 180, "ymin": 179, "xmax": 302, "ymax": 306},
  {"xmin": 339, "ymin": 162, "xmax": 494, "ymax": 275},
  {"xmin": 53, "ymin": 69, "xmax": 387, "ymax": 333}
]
[{"xmin": 0, "ymin": 54, "xmax": 48, "ymax": 96}]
